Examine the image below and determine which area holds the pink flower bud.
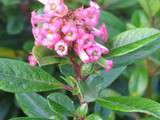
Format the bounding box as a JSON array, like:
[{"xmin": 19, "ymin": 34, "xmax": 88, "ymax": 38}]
[
  {"xmin": 44, "ymin": 0, "xmax": 68, "ymax": 17},
  {"xmin": 97, "ymin": 57, "xmax": 113, "ymax": 72},
  {"xmin": 93, "ymin": 24, "xmax": 108, "ymax": 42},
  {"xmin": 75, "ymin": 48, "xmax": 90, "ymax": 63},
  {"xmin": 28, "ymin": 54, "xmax": 37, "ymax": 66},
  {"xmin": 99, "ymin": 24, "xmax": 108, "ymax": 42},
  {"xmin": 105, "ymin": 60, "xmax": 113, "ymax": 72},
  {"xmin": 32, "ymin": 28, "xmax": 44, "ymax": 46},
  {"xmin": 89, "ymin": 1, "xmax": 100, "ymax": 9},
  {"xmin": 95, "ymin": 43, "xmax": 109, "ymax": 54},
  {"xmin": 31, "ymin": 11, "xmax": 44, "ymax": 27},
  {"xmin": 55, "ymin": 40, "xmax": 68, "ymax": 56}
]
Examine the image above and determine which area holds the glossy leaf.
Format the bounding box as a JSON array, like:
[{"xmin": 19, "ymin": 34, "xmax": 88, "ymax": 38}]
[
  {"xmin": 0, "ymin": 58, "xmax": 64, "ymax": 92},
  {"xmin": 99, "ymin": 89, "xmax": 121, "ymax": 98},
  {"xmin": 80, "ymin": 67, "xmax": 126, "ymax": 102},
  {"xmin": 131, "ymin": 10, "xmax": 150, "ymax": 27},
  {"xmin": 23, "ymin": 41, "xmax": 34, "ymax": 53},
  {"xmin": 104, "ymin": 0, "xmax": 138, "ymax": 9},
  {"xmin": 59, "ymin": 64, "xmax": 75, "ymax": 76},
  {"xmin": 129, "ymin": 62, "xmax": 148, "ymax": 96},
  {"xmin": 32, "ymin": 46, "xmax": 69, "ymax": 66},
  {"xmin": 47, "ymin": 92, "xmax": 75, "ymax": 116},
  {"xmin": 0, "ymin": 96, "xmax": 13, "ymax": 120},
  {"xmin": 140, "ymin": 117, "xmax": 160, "ymax": 120},
  {"xmin": 7, "ymin": 15, "xmax": 25, "ymax": 35},
  {"xmin": 138, "ymin": 0, "xmax": 160, "ymax": 17},
  {"xmin": 109, "ymin": 28, "xmax": 160, "ymax": 67},
  {"xmin": 110, "ymin": 28, "xmax": 160, "ymax": 56},
  {"xmin": 16, "ymin": 93, "xmax": 53, "ymax": 118},
  {"xmin": 111, "ymin": 35, "xmax": 160, "ymax": 58},
  {"xmin": 10, "ymin": 118, "xmax": 48, "ymax": 120},
  {"xmin": 95, "ymin": 89, "xmax": 118, "ymax": 120},
  {"xmin": 86, "ymin": 114, "xmax": 103, "ymax": 120},
  {"xmin": 97, "ymin": 96, "xmax": 160, "ymax": 119},
  {"xmin": 94, "ymin": 103, "xmax": 115, "ymax": 120},
  {"xmin": 0, "ymin": 0, "xmax": 20, "ymax": 6}
]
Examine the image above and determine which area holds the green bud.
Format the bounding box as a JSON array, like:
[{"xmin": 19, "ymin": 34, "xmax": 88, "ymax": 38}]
[
  {"xmin": 72, "ymin": 89, "xmax": 79, "ymax": 95},
  {"xmin": 81, "ymin": 63, "xmax": 94, "ymax": 76}
]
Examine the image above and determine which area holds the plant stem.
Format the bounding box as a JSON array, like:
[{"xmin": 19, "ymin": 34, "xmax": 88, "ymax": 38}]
[
  {"xmin": 145, "ymin": 59, "xmax": 154, "ymax": 98},
  {"xmin": 76, "ymin": 81, "xmax": 85, "ymax": 105},
  {"xmin": 69, "ymin": 57, "xmax": 87, "ymax": 119},
  {"xmin": 69, "ymin": 57, "xmax": 83, "ymax": 80}
]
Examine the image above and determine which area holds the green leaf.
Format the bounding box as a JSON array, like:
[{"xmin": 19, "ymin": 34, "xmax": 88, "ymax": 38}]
[
  {"xmin": 0, "ymin": 0, "xmax": 20, "ymax": 6},
  {"xmin": 131, "ymin": 10, "xmax": 150, "ymax": 27},
  {"xmin": 86, "ymin": 114, "xmax": 103, "ymax": 120},
  {"xmin": 111, "ymin": 28, "xmax": 159, "ymax": 47},
  {"xmin": 94, "ymin": 103, "xmax": 115, "ymax": 120},
  {"xmin": 110, "ymin": 28, "xmax": 160, "ymax": 56},
  {"xmin": 16, "ymin": 93, "xmax": 53, "ymax": 118},
  {"xmin": 23, "ymin": 41, "xmax": 34, "ymax": 53},
  {"xmin": 140, "ymin": 117, "xmax": 160, "ymax": 120},
  {"xmin": 94, "ymin": 89, "xmax": 118, "ymax": 120},
  {"xmin": 104, "ymin": 0, "xmax": 138, "ymax": 9},
  {"xmin": 47, "ymin": 92, "xmax": 75, "ymax": 116},
  {"xmin": 79, "ymin": 0, "xmax": 88, "ymax": 5},
  {"xmin": 0, "ymin": 58, "xmax": 64, "ymax": 92},
  {"xmin": 97, "ymin": 96, "xmax": 160, "ymax": 119},
  {"xmin": 32, "ymin": 46, "xmax": 54, "ymax": 60},
  {"xmin": 109, "ymin": 28, "xmax": 160, "ymax": 67},
  {"xmin": 138, "ymin": 0, "xmax": 160, "ymax": 17},
  {"xmin": 100, "ymin": 11, "xmax": 126, "ymax": 38},
  {"xmin": 99, "ymin": 89, "xmax": 121, "ymax": 98},
  {"xmin": 129, "ymin": 61, "xmax": 148, "ymax": 96},
  {"xmin": 59, "ymin": 64, "xmax": 75, "ymax": 76},
  {"xmin": 7, "ymin": 15, "xmax": 25, "ymax": 35},
  {"xmin": 32, "ymin": 46, "xmax": 69, "ymax": 66},
  {"xmin": 61, "ymin": 76, "xmax": 76, "ymax": 88},
  {"xmin": 80, "ymin": 67, "xmax": 126, "ymax": 102},
  {"xmin": 10, "ymin": 118, "xmax": 49, "ymax": 120},
  {"xmin": 38, "ymin": 56, "xmax": 69, "ymax": 66}
]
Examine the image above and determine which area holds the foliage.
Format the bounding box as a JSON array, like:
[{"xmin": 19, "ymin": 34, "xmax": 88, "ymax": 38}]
[{"xmin": 0, "ymin": 0, "xmax": 160, "ymax": 120}]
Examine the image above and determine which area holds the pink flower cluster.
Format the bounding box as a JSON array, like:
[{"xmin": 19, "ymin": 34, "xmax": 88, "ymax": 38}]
[{"xmin": 29, "ymin": 0, "xmax": 112, "ymax": 71}]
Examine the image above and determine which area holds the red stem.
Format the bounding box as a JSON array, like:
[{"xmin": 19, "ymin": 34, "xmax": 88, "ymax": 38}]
[{"xmin": 69, "ymin": 57, "xmax": 83, "ymax": 80}]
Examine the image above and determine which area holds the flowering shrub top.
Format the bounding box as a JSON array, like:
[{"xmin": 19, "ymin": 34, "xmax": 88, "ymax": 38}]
[
  {"xmin": 1, "ymin": 0, "xmax": 160, "ymax": 119},
  {"xmin": 29, "ymin": 0, "xmax": 112, "ymax": 71}
]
